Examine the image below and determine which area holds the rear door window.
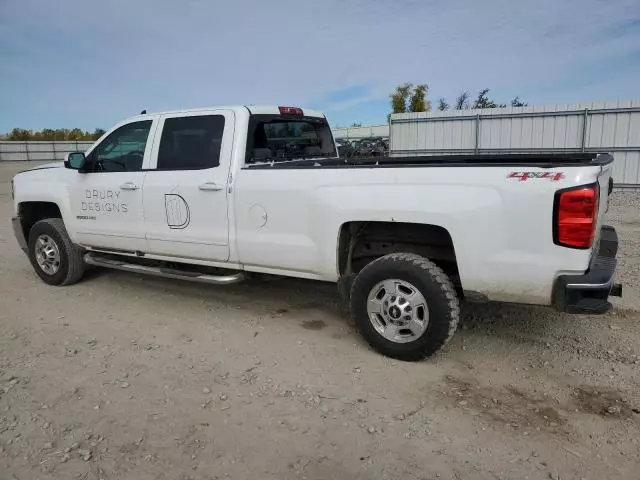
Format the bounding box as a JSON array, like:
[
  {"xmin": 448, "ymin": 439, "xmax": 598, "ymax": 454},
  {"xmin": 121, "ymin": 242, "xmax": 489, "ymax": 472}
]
[{"xmin": 157, "ymin": 115, "xmax": 225, "ymax": 170}]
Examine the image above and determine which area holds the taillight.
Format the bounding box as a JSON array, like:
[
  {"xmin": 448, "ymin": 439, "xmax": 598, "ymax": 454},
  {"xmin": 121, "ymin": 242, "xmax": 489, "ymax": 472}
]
[
  {"xmin": 278, "ymin": 106, "xmax": 304, "ymax": 116},
  {"xmin": 554, "ymin": 183, "xmax": 599, "ymax": 249}
]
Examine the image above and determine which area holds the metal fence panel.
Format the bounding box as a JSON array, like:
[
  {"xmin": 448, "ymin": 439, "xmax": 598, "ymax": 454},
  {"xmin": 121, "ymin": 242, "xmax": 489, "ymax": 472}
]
[
  {"xmin": 390, "ymin": 101, "xmax": 640, "ymax": 187},
  {"xmin": 0, "ymin": 141, "xmax": 94, "ymax": 162},
  {"xmin": 333, "ymin": 124, "xmax": 389, "ymax": 139}
]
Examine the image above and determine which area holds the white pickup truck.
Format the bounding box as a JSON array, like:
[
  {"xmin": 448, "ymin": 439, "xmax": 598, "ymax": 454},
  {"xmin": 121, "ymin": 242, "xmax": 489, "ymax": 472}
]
[{"xmin": 11, "ymin": 105, "xmax": 622, "ymax": 360}]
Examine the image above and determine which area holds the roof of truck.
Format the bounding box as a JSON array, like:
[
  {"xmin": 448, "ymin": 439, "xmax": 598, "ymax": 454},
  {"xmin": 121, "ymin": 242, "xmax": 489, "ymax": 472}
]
[
  {"xmin": 246, "ymin": 106, "xmax": 325, "ymax": 118},
  {"xmin": 130, "ymin": 105, "xmax": 326, "ymax": 119}
]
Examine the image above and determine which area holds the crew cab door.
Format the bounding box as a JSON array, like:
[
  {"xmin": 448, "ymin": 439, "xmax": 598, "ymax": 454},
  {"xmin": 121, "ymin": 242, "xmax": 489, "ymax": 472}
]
[
  {"xmin": 142, "ymin": 110, "xmax": 234, "ymax": 261},
  {"xmin": 68, "ymin": 118, "xmax": 158, "ymax": 252}
]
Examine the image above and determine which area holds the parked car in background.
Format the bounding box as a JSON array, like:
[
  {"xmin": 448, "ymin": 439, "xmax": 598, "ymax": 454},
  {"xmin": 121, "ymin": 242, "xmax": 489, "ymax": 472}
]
[
  {"xmin": 353, "ymin": 137, "xmax": 388, "ymax": 157},
  {"xmin": 335, "ymin": 139, "xmax": 355, "ymax": 157}
]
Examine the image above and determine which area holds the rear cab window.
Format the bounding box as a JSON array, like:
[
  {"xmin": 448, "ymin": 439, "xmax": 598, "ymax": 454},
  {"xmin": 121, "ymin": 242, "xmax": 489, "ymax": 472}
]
[{"xmin": 246, "ymin": 109, "xmax": 336, "ymax": 165}]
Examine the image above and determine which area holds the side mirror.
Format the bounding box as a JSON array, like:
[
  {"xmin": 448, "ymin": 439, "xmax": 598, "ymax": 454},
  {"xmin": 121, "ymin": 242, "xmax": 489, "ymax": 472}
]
[{"xmin": 64, "ymin": 152, "xmax": 86, "ymax": 171}]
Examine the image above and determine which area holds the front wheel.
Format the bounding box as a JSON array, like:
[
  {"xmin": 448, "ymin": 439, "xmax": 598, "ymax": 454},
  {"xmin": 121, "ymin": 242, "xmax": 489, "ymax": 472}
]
[
  {"xmin": 350, "ymin": 253, "xmax": 459, "ymax": 361},
  {"xmin": 28, "ymin": 218, "xmax": 85, "ymax": 286}
]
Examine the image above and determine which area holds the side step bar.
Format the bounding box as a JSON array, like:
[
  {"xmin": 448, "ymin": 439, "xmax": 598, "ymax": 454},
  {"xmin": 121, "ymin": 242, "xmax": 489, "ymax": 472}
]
[{"xmin": 84, "ymin": 253, "xmax": 246, "ymax": 285}]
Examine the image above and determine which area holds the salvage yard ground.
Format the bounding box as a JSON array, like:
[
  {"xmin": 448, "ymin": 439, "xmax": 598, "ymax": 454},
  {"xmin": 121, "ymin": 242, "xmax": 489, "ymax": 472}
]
[{"xmin": 1, "ymin": 162, "xmax": 639, "ymax": 480}]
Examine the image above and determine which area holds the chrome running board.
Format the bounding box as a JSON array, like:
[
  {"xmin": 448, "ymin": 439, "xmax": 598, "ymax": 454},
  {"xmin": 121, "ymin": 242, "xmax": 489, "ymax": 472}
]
[{"xmin": 84, "ymin": 253, "xmax": 245, "ymax": 285}]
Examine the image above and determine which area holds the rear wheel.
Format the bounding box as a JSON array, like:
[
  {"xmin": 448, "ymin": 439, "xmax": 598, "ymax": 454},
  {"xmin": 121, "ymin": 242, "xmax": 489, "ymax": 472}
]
[
  {"xmin": 28, "ymin": 218, "xmax": 85, "ymax": 286},
  {"xmin": 350, "ymin": 253, "xmax": 459, "ymax": 361}
]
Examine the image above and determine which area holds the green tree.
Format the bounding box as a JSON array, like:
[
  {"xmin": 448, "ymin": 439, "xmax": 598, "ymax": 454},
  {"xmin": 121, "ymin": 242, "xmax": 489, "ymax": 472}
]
[
  {"xmin": 67, "ymin": 128, "xmax": 85, "ymax": 140},
  {"xmin": 472, "ymin": 89, "xmax": 503, "ymax": 109},
  {"xmin": 390, "ymin": 83, "xmax": 413, "ymax": 114},
  {"xmin": 55, "ymin": 129, "xmax": 70, "ymax": 140},
  {"xmin": 389, "ymin": 83, "xmax": 431, "ymax": 122},
  {"xmin": 5, "ymin": 127, "xmax": 106, "ymax": 141},
  {"xmin": 350, "ymin": 122, "xmax": 362, "ymax": 127},
  {"xmin": 8, "ymin": 128, "xmax": 33, "ymax": 140},
  {"xmin": 437, "ymin": 98, "xmax": 450, "ymax": 111},
  {"xmin": 454, "ymin": 91, "xmax": 470, "ymax": 110},
  {"xmin": 409, "ymin": 84, "xmax": 431, "ymax": 112},
  {"xmin": 40, "ymin": 128, "xmax": 58, "ymax": 140},
  {"xmin": 510, "ymin": 96, "xmax": 528, "ymax": 107}
]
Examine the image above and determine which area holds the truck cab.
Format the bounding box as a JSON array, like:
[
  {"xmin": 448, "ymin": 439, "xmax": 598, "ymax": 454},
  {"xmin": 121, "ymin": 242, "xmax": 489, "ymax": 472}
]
[{"xmin": 13, "ymin": 106, "xmax": 335, "ymax": 260}]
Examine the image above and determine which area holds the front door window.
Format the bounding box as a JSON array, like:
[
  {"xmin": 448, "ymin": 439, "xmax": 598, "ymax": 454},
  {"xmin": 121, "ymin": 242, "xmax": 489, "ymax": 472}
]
[{"xmin": 86, "ymin": 120, "xmax": 152, "ymax": 172}]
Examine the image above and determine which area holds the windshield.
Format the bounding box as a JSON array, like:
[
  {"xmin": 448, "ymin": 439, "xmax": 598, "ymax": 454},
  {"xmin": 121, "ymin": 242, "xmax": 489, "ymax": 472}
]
[{"xmin": 246, "ymin": 115, "xmax": 337, "ymax": 164}]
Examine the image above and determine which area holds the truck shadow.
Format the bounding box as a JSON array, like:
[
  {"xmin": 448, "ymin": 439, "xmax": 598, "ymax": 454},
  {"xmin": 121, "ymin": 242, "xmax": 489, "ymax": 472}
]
[
  {"xmin": 84, "ymin": 267, "xmax": 593, "ymax": 354},
  {"xmin": 84, "ymin": 267, "xmax": 347, "ymax": 323}
]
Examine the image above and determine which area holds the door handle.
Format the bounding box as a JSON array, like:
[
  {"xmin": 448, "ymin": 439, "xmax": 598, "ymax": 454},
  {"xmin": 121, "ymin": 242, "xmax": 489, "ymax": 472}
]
[
  {"xmin": 198, "ymin": 182, "xmax": 224, "ymax": 191},
  {"xmin": 119, "ymin": 182, "xmax": 139, "ymax": 190}
]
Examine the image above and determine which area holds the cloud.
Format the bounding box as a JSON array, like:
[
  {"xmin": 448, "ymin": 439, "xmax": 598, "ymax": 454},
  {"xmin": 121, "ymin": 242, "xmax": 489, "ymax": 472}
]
[
  {"xmin": 1, "ymin": 0, "xmax": 639, "ymax": 130},
  {"xmin": 318, "ymin": 84, "xmax": 389, "ymax": 117},
  {"xmin": 325, "ymin": 86, "xmax": 371, "ymax": 104}
]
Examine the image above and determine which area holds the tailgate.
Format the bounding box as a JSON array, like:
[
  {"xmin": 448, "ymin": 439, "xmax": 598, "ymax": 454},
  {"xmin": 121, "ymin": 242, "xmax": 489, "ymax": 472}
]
[{"xmin": 596, "ymin": 161, "xmax": 614, "ymax": 229}]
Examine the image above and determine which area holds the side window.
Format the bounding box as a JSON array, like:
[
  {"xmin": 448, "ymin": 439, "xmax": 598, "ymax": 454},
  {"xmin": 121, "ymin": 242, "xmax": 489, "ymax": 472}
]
[
  {"xmin": 87, "ymin": 120, "xmax": 152, "ymax": 172},
  {"xmin": 157, "ymin": 115, "xmax": 225, "ymax": 170}
]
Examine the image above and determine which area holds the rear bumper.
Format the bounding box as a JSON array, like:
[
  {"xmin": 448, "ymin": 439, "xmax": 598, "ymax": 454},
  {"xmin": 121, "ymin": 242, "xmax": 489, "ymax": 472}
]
[
  {"xmin": 12, "ymin": 216, "xmax": 28, "ymax": 253},
  {"xmin": 553, "ymin": 225, "xmax": 622, "ymax": 314}
]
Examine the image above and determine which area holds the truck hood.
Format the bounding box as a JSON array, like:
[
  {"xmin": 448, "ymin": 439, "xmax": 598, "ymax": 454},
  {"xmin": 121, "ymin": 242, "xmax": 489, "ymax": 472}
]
[{"xmin": 24, "ymin": 161, "xmax": 65, "ymax": 171}]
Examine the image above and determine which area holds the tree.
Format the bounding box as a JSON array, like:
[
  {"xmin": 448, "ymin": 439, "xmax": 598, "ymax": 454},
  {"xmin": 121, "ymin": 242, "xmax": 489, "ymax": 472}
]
[
  {"xmin": 57, "ymin": 129, "xmax": 71, "ymax": 140},
  {"xmin": 68, "ymin": 128, "xmax": 85, "ymax": 141},
  {"xmin": 454, "ymin": 91, "xmax": 470, "ymax": 110},
  {"xmin": 437, "ymin": 91, "xmax": 528, "ymax": 113},
  {"xmin": 437, "ymin": 98, "xmax": 450, "ymax": 111},
  {"xmin": 8, "ymin": 128, "xmax": 33, "ymax": 140},
  {"xmin": 350, "ymin": 122, "xmax": 362, "ymax": 127},
  {"xmin": 409, "ymin": 84, "xmax": 431, "ymax": 113},
  {"xmin": 4, "ymin": 127, "xmax": 107, "ymax": 141},
  {"xmin": 510, "ymin": 96, "xmax": 528, "ymax": 107},
  {"xmin": 389, "ymin": 83, "xmax": 431, "ymax": 122},
  {"xmin": 390, "ymin": 83, "xmax": 413, "ymax": 114},
  {"xmin": 472, "ymin": 89, "xmax": 502, "ymax": 109},
  {"xmin": 92, "ymin": 128, "xmax": 106, "ymax": 139},
  {"xmin": 40, "ymin": 128, "xmax": 57, "ymax": 140}
]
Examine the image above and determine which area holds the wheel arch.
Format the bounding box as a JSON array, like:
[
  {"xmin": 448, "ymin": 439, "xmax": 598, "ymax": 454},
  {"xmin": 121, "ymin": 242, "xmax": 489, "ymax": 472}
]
[
  {"xmin": 18, "ymin": 201, "xmax": 63, "ymax": 239},
  {"xmin": 336, "ymin": 220, "xmax": 460, "ymax": 283}
]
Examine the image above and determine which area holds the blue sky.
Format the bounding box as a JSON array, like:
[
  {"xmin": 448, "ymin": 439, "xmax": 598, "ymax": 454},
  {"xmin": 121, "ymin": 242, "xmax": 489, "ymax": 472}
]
[{"xmin": 1, "ymin": 0, "xmax": 639, "ymax": 132}]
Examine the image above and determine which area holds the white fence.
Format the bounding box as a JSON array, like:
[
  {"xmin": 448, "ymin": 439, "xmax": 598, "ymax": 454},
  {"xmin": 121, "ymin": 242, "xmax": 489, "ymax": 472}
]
[
  {"xmin": 0, "ymin": 141, "xmax": 94, "ymax": 162},
  {"xmin": 390, "ymin": 100, "xmax": 640, "ymax": 188},
  {"xmin": 333, "ymin": 124, "xmax": 389, "ymax": 139}
]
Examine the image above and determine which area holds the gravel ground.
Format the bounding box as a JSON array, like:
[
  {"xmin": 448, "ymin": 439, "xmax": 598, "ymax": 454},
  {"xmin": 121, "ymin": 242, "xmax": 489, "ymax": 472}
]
[
  {"xmin": 1, "ymin": 162, "xmax": 639, "ymax": 480},
  {"xmin": 608, "ymin": 190, "xmax": 640, "ymax": 311}
]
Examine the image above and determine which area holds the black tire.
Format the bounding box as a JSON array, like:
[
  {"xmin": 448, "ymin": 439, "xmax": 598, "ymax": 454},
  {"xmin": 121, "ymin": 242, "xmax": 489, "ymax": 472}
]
[
  {"xmin": 27, "ymin": 218, "xmax": 85, "ymax": 286},
  {"xmin": 350, "ymin": 253, "xmax": 459, "ymax": 361}
]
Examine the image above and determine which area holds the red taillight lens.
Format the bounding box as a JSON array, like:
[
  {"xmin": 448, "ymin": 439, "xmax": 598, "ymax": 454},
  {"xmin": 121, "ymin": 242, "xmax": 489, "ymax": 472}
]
[
  {"xmin": 555, "ymin": 184, "xmax": 599, "ymax": 248},
  {"xmin": 278, "ymin": 106, "xmax": 304, "ymax": 116}
]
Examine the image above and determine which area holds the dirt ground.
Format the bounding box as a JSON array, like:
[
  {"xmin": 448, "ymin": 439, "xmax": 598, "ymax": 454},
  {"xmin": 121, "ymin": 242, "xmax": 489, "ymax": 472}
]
[{"xmin": 1, "ymin": 162, "xmax": 639, "ymax": 480}]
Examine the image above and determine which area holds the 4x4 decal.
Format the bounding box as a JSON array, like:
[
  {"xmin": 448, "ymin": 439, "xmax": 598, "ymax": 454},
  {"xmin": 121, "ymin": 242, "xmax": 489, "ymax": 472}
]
[{"xmin": 508, "ymin": 171, "xmax": 565, "ymax": 182}]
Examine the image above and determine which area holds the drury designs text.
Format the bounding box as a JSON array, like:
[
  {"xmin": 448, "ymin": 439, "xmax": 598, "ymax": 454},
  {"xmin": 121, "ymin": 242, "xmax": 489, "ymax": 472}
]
[{"xmin": 81, "ymin": 189, "xmax": 128, "ymax": 213}]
